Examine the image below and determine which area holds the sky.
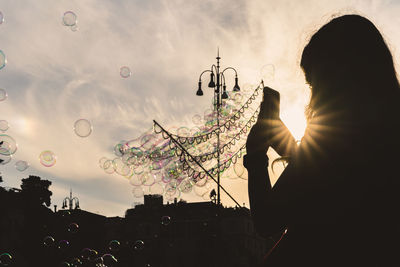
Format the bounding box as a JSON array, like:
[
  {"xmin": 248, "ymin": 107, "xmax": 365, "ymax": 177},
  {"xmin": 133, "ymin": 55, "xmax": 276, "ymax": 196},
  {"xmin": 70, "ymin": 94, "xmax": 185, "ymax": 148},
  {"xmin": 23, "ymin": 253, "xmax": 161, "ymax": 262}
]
[{"xmin": 1, "ymin": 0, "xmax": 400, "ymax": 217}]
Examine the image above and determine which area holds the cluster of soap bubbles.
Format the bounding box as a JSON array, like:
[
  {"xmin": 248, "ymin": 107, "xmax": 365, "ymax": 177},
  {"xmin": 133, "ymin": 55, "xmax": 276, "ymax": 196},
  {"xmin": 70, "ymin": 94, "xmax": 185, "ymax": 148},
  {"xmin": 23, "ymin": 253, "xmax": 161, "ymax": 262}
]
[
  {"xmin": 100, "ymin": 85, "xmax": 262, "ymax": 202},
  {"xmin": 42, "ymin": 222, "xmax": 121, "ymax": 267},
  {"xmin": 62, "ymin": 11, "xmax": 78, "ymax": 32}
]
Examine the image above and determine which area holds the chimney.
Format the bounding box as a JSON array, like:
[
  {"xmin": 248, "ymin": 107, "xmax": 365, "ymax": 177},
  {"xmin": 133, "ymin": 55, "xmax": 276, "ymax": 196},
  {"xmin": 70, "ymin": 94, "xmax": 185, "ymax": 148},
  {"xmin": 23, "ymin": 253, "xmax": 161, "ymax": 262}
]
[{"xmin": 54, "ymin": 205, "xmax": 57, "ymax": 213}]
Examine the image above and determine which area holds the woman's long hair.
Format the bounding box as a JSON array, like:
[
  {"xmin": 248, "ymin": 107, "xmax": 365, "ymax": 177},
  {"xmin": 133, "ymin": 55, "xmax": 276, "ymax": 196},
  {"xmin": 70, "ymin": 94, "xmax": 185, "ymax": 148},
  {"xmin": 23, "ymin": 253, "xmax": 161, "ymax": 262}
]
[
  {"xmin": 301, "ymin": 15, "xmax": 400, "ymax": 124},
  {"xmin": 272, "ymin": 15, "xmax": 400, "ymax": 169}
]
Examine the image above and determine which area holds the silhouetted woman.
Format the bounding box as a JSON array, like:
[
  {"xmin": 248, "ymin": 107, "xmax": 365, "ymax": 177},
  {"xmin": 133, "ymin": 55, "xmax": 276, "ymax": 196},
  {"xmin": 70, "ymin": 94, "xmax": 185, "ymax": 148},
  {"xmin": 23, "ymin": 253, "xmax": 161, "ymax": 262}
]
[{"xmin": 245, "ymin": 14, "xmax": 400, "ymax": 266}]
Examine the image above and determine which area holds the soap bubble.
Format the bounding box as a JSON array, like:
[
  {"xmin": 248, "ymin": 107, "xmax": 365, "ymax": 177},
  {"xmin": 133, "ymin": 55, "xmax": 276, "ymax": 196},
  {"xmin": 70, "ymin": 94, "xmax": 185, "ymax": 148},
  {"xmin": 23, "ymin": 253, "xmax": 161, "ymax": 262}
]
[
  {"xmin": 161, "ymin": 215, "xmax": 171, "ymax": 226},
  {"xmin": 39, "ymin": 150, "xmax": 56, "ymax": 167},
  {"xmin": 0, "ymin": 134, "xmax": 17, "ymax": 155},
  {"xmin": 63, "ymin": 11, "xmax": 77, "ymax": 26},
  {"xmin": 59, "ymin": 262, "xmax": 70, "ymax": 267},
  {"xmin": 81, "ymin": 248, "xmax": 92, "ymax": 261},
  {"xmin": 71, "ymin": 258, "xmax": 82, "ymax": 266},
  {"xmin": 74, "ymin": 119, "xmax": 92, "ymax": 137},
  {"xmin": 99, "ymin": 157, "xmax": 108, "ymax": 169},
  {"xmin": 70, "ymin": 24, "xmax": 78, "ymax": 32},
  {"xmin": 113, "ymin": 158, "xmax": 131, "ymax": 176},
  {"xmin": 0, "ymin": 154, "xmax": 11, "ymax": 165},
  {"xmin": 0, "ymin": 89, "xmax": 7, "ymax": 101},
  {"xmin": 0, "ymin": 12, "xmax": 4, "ymax": 24},
  {"xmin": 88, "ymin": 250, "xmax": 99, "ymax": 261},
  {"xmin": 178, "ymin": 178, "xmax": 194, "ymax": 193},
  {"xmin": 102, "ymin": 254, "xmax": 118, "ymax": 266},
  {"xmin": 192, "ymin": 114, "xmax": 202, "ymax": 125},
  {"xmin": 68, "ymin": 222, "xmax": 79, "ymax": 234},
  {"xmin": 132, "ymin": 186, "xmax": 144, "ymax": 198},
  {"xmin": 234, "ymin": 160, "xmax": 246, "ymax": 179},
  {"xmin": 0, "ymin": 50, "xmax": 6, "ymax": 70},
  {"xmin": 43, "ymin": 236, "xmax": 55, "ymax": 247},
  {"xmin": 108, "ymin": 240, "xmax": 120, "ymax": 252},
  {"xmin": 132, "ymin": 240, "xmax": 144, "ymax": 251},
  {"xmin": 0, "ymin": 120, "xmax": 8, "ymax": 131},
  {"xmin": 0, "ymin": 253, "xmax": 12, "ymax": 266},
  {"xmin": 15, "ymin": 160, "xmax": 29, "ymax": 171},
  {"xmin": 103, "ymin": 160, "xmax": 115, "ymax": 174},
  {"xmin": 120, "ymin": 66, "xmax": 131, "ymax": 78},
  {"xmin": 58, "ymin": 240, "xmax": 70, "ymax": 251}
]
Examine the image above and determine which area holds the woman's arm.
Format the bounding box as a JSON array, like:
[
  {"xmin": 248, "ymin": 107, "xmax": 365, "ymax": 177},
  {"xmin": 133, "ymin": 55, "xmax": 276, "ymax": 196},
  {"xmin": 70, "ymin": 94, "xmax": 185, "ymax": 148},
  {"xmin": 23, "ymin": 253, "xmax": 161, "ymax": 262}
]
[{"xmin": 245, "ymin": 87, "xmax": 297, "ymax": 237}]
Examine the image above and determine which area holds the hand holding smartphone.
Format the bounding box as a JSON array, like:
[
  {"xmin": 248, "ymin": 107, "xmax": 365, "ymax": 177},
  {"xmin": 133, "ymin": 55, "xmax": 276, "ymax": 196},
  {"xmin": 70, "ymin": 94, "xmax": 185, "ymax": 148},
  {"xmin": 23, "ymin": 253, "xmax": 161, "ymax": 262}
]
[{"xmin": 258, "ymin": 87, "xmax": 296, "ymax": 157}]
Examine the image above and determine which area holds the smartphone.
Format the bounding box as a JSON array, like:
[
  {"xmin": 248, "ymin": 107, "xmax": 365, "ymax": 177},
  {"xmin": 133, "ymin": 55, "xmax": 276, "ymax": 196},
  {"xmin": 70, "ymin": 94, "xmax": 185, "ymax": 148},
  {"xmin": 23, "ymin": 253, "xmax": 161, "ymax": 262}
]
[
  {"xmin": 261, "ymin": 87, "xmax": 297, "ymax": 157},
  {"xmin": 261, "ymin": 86, "xmax": 280, "ymax": 120}
]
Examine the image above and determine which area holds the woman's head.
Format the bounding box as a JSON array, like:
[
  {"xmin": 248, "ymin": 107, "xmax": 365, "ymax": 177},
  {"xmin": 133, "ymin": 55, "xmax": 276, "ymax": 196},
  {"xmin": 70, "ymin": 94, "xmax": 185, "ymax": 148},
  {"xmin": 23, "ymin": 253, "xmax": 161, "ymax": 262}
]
[{"xmin": 301, "ymin": 15, "xmax": 400, "ymax": 121}]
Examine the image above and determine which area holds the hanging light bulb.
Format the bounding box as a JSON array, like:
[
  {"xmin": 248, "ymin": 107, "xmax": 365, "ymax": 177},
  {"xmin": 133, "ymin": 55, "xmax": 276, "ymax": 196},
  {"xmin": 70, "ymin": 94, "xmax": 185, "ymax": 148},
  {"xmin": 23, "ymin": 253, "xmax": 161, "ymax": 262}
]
[
  {"xmin": 208, "ymin": 72, "xmax": 216, "ymax": 88},
  {"xmin": 196, "ymin": 81, "xmax": 203, "ymax": 96},
  {"xmin": 233, "ymin": 77, "xmax": 240, "ymax": 91},
  {"xmin": 222, "ymin": 85, "xmax": 228, "ymax": 99}
]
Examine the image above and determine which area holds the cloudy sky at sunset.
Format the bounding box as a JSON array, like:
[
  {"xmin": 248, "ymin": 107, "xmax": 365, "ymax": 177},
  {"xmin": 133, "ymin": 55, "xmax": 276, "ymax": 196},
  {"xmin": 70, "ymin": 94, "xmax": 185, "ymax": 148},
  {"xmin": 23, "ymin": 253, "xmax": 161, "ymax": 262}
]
[{"xmin": 1, "ymin": 0, "xmax": 399, "ymax": 217}]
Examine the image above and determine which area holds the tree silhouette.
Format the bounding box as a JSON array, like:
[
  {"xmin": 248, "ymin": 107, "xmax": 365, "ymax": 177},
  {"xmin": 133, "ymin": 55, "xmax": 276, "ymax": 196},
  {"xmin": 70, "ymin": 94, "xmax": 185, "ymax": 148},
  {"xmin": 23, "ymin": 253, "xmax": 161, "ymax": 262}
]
[{"xmin": 20, "ymin": 175, "xmax": 52, "ymax": 207}]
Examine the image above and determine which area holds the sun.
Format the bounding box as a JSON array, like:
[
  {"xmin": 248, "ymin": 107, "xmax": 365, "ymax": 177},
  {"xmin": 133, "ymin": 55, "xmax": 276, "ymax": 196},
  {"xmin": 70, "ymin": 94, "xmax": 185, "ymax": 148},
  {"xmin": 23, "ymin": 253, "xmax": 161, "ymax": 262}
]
[{"xmin": 280, "ymin": 105, "xmax": 307, "ymax": 141}]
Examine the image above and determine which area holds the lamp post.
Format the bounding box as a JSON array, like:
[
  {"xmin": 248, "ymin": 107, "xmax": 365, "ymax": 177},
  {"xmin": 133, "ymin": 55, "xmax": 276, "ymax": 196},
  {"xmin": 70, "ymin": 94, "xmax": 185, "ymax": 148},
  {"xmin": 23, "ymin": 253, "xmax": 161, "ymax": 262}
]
[
  {"xmin": 62, "ymin": 188, "xmax": 80, "ymax": 210},
  {"xmin": 196, "ymin": 49, "xmax": 240, "ymax": 205}
]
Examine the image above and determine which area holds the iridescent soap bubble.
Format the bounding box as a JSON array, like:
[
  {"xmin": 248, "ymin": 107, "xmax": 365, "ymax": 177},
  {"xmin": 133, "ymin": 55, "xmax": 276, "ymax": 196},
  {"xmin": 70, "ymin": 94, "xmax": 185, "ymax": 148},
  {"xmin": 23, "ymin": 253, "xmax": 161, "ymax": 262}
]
[
  {"xmin": 68, "ymin": 222, "xmax": 79, "ymax": 234},
  {"xmin": 120, "ymin": 66, "xmax": 131, "ymax": 78},
  {"xmin": 0, "ymin": 253, "xmax": 12, "ymax": 266},
  {"xmin": 63, "ymin": 11, "xmax": 77, "ymax": 26},
  {"xmin": 0, "ymin": 50, "xmax": 6, "ymax": 70},
  {"xmin": 74, "ymin": 119, "xmax": 92, "ymax": 137},
  {"xmin": 178, "ymin": 178, "xmax": 193, "ymax": 193},
  {"xmin": 15, "ymin": 160, "xmax": 29, "ymax": 171},
  {"xmin": 43, "ymin": 236, "xmax": 55, "ymax": 247},
  {"xmin": 102, "ymin": 254, "xmax": 118, "ymax": 266},
  {"xmin": 132, "ymin": 240, "xmax": 144, "ymax": 251},
  {"xmin": 39, "ymin": 150, "xmax": 56, "ymax": 167},
  {"xmin": 161, "ymin": 215, "xmax": 171, "ymax": 226},
  {"xmin": 108, "ymin": 240, "xmax": 120, "ymax": 252},
  {"xmin": 0, "ymin": 89, "xmax": 7, "ymax": 101},
  {"xmin": 0, "ymin": 120, "xmax": 8, "ymax": 131},
  {"xmin": 141, "ymin": 172, "xmax": 155, "ymax": 186},
  {"xmin": 113, "ymin": 158, "xmax": 131, "ymax": 176},
  {"xmin": 0, "ymin": 12, "xmax": 4, "ymax": 24},
  {"xmin": 0, "ymin": 134, "xmax": 17, "ymax": 155}
]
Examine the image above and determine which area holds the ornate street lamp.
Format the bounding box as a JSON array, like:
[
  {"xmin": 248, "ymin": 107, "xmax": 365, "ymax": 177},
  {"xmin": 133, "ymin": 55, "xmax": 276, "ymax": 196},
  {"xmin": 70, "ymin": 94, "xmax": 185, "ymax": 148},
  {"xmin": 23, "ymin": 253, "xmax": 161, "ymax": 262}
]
[
  {"xmin": 196, "ymin": 48, "xmax": 240, "ymax": 205},
  {"xmin": 62, "ymin": 188, "xmax": 80, "ymax": 210}
]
